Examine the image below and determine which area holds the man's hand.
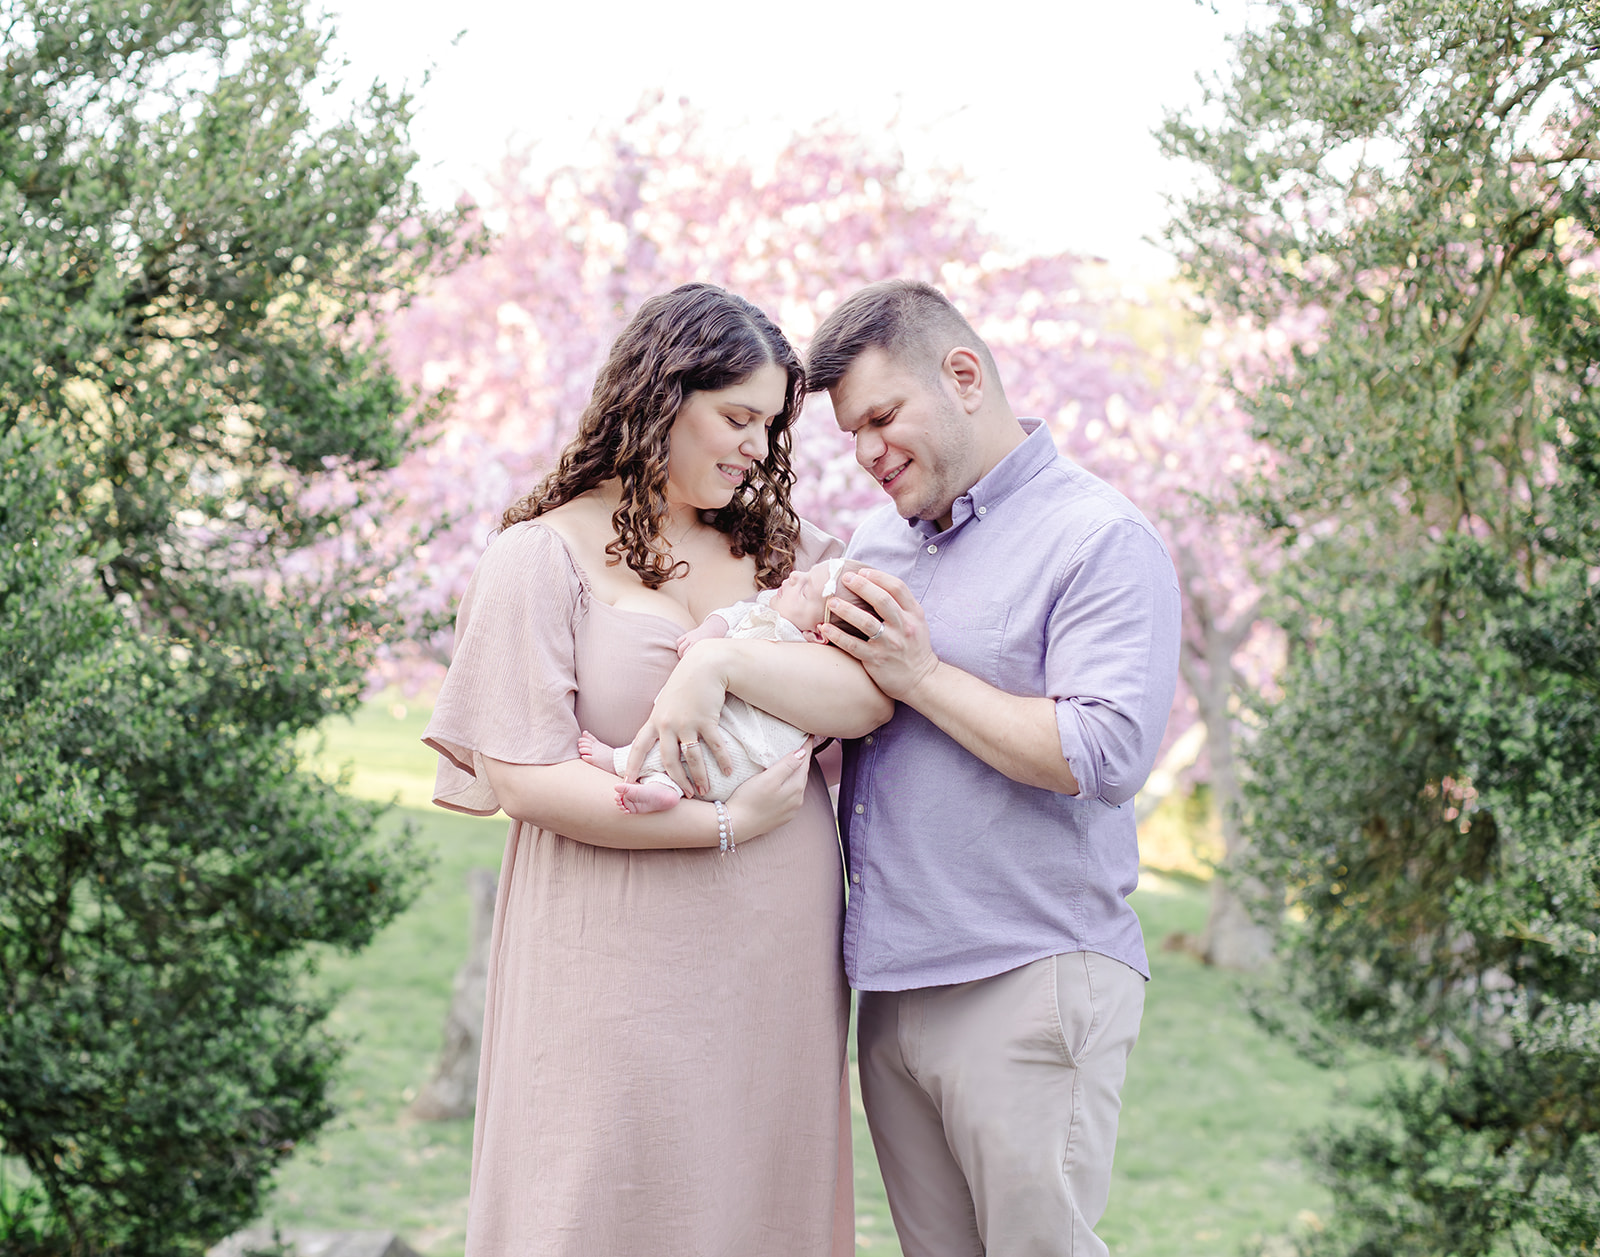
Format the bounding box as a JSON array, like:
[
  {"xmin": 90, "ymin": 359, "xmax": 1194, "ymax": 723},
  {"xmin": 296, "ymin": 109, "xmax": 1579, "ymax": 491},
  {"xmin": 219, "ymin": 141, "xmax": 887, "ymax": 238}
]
[
  {"xmin": 819, "ymin": 568, "xmax": 940, "ymax": 703},
  {"xmin": 821, "ymin": 567, "xmax": 1081, "ymax": 795}
]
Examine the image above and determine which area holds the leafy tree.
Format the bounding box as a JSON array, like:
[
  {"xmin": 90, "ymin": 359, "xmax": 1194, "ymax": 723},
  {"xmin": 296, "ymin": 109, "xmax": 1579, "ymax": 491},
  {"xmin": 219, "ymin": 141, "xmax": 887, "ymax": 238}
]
[
  {"xmin": 0, "ymin": 0, "xmax": 459, "ymax": 1249},
  {"xmin": 1165, "ymin": 2, "xmax": 1600, "ymax": 1251}
]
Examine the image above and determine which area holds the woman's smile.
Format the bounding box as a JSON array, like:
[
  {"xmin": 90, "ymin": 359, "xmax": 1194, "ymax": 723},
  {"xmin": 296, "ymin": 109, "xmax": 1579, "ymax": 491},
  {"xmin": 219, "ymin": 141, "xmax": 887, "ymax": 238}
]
[{"xmin": 665, "ymin": 362, "xmax": 788, "ymax": 511}]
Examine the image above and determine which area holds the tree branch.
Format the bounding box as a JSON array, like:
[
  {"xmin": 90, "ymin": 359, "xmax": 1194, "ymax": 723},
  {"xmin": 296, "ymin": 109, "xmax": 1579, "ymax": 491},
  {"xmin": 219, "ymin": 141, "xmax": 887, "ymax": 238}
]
[{"xmin": 1455, "ymin": 210, "xmax": 1552, "ymax": 373}]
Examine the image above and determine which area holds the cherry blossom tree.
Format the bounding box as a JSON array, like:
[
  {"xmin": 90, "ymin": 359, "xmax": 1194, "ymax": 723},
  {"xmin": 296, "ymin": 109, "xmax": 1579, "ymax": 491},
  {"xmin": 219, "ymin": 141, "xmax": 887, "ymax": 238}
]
[
  {"xmin": 378, "ymin": 97, "xmax": 1282, "ymax": 967},
  {"xmin": 379, "ymin": 96, "xmax": 1170, "ymax": 678}
]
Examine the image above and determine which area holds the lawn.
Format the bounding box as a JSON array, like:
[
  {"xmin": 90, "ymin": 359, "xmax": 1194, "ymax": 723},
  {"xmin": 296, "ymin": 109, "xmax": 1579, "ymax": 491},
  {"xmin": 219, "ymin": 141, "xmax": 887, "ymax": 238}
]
[{"xmin": 263, "ymin": 700, "xmax": 1377, "ymax": 1256}]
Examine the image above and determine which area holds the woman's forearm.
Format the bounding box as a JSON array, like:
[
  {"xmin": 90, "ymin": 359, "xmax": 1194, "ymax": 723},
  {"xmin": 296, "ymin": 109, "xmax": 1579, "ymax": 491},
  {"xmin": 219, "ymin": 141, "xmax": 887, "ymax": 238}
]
[
  {"xmin": 482, "ymin": 757, "xmax": 723, "ymax": 849},
  {"xmin": 716, "ymin": 638, "xmax": 893, "ymax": 738}
]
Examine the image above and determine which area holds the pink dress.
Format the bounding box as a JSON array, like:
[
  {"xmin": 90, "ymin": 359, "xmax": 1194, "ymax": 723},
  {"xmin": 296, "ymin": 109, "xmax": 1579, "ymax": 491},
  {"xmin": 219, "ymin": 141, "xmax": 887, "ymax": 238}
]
[{"xmin": 424, "ymin": 520, "xmax": 853, "ymax": 1256}]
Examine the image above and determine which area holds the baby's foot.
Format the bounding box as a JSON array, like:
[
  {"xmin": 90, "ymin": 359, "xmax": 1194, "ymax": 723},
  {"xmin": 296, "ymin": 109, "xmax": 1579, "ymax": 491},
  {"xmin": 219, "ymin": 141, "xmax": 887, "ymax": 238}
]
[
  {"xmin": 579, "ymin": 730, "xmax": 619, "ymax": 777},
  {"xmin": 615, "ymin": 781, "xmax": 684, "ymax": 814}
]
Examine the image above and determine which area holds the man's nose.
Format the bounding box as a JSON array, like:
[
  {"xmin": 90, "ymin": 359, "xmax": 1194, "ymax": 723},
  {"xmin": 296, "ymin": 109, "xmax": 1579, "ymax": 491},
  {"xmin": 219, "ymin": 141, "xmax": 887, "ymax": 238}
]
[{"xmin": 854, "ymin": 428, "xmax": 883, "ymax": 469}]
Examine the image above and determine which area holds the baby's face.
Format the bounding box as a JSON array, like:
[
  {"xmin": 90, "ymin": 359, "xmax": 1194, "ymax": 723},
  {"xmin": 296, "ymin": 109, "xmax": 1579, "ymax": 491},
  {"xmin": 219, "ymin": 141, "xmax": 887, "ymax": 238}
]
[{"xmin": 770, "ymin": 565, "xmax": 832, "ymax": 635}]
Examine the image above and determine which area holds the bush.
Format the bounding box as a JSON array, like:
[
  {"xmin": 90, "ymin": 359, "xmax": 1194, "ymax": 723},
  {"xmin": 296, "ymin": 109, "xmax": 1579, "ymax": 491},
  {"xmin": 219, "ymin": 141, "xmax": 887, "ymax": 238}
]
[
  {"xmin": 0, "ymin": 0, "xmax": 458, "ymax": 1246},
  {"xmin": 1165, "ymin": 1, "xmax": 1600, "ymax": 1250},
  {"xmin": 0, "ymin": 429, "xmax": 429, "ymax": 1254}
]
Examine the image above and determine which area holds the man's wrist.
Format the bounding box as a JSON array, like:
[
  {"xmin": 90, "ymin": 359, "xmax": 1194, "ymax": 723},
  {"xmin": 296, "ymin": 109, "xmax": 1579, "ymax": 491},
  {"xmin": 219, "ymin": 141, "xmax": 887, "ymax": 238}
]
[{"xmin": 895, "ymin": 656, "xmax": 947, "ymax": 710}]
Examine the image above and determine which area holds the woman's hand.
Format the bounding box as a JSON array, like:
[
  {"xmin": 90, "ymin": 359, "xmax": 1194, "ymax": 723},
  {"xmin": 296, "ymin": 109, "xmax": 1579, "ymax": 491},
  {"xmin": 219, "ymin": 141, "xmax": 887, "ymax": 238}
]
[
  {"xmin": 480, "ymin": 753, "xmax": 813, "ymax": 852},
  {"xmin": 623, "ymin": 639, "xmax": 736, "ymax": 796},
  {"xmin": 724, "ymin": 738, "xmax": 815, "ymax": 842}
]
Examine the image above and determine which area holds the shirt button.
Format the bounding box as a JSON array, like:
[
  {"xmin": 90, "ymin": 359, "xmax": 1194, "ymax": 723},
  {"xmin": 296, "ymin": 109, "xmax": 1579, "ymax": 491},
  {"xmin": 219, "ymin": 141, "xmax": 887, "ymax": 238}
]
[
  {"xmin": 864, "ymin": 735, "xmax": 874, "ymax": 745},
  {"xmin": 927, "ymin": 544, "xmax": 938, "ymax": 554},
  {"xmin": 854, "ymin": 803, "xmax": 865, "ymax": 815},
  {"xmin": 977, "ymin": 506, "xmax": 987, "ymax": 515},
  {"xmin": 851, "ymin": 872, "xmax": 861, "ymax": 885}
]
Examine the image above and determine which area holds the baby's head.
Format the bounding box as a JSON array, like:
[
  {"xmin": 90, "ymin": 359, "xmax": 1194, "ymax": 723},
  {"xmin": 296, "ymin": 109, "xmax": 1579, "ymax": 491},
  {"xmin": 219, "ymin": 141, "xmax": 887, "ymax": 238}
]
[{"xmin": 769, "ymin": 558, "xmax": 881, "ymax": 643}]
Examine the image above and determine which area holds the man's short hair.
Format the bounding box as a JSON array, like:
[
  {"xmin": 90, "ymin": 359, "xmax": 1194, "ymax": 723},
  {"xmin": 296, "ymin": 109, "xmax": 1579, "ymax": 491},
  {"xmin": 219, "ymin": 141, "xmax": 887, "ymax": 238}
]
[{"xmin": 805, "ymin": 279, "xmax": 996, "ymax": 393}]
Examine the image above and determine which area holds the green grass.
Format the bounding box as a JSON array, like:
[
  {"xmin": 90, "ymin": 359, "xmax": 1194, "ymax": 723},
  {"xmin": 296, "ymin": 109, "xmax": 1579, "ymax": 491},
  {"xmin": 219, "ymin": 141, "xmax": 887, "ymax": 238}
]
[
  {"xmin": 265, "ymin": 701, "xmax": 1378, "ymax": 1256},
  {"xmin": 1103, "ymin": 879, "xmax": 1379, "ymax": 1257}
]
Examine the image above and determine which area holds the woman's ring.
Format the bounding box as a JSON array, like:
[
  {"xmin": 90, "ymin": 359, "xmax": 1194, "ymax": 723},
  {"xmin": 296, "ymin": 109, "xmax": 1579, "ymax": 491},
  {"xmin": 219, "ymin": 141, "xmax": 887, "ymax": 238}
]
[{"xmin": 683, "ymin": 739, "xmax": 700, "ymax": 749}]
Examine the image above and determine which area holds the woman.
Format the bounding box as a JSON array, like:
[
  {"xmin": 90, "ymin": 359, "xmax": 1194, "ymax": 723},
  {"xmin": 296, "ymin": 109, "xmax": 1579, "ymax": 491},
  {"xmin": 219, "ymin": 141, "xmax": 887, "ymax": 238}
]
[{"xmin": 423, "ymin": 284, "xmax": 890, "ymax": 1255}]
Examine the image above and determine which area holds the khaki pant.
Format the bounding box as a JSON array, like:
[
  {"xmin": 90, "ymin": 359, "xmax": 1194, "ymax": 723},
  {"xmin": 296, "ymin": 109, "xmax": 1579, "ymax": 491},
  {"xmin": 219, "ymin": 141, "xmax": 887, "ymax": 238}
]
[{"xmin": 857, "ymin": 952, "xmax": 1145, "ymax": 1257}]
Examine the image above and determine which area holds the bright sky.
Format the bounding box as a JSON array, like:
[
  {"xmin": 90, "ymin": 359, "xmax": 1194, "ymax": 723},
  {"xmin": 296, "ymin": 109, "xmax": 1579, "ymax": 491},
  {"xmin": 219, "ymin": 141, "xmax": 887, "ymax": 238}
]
[{"xmin": 319, "ymin": 0, "xmax": 1250, "ymax": 279}]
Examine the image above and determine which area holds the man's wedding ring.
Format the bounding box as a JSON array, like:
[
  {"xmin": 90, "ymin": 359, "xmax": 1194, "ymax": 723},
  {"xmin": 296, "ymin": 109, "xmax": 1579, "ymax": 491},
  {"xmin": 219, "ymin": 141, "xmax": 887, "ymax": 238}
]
[{"xmin": 866, "ymin": 623, "xmax": 886, "ymax": 642}]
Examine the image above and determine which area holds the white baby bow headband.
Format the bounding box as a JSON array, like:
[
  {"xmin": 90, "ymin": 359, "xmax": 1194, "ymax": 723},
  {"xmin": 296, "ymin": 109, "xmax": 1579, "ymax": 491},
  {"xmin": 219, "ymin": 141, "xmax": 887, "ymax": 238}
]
[{"xmin": 819, "ymin": 557, "xmax": 849, "ymax": 599}]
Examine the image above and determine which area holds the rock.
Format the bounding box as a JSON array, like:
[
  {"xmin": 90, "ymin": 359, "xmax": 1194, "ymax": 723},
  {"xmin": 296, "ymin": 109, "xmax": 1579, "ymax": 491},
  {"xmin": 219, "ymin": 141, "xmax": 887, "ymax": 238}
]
[
  {"xmin": 408, "ymin": 867, "xmax": 497, "ymax": 1120},
  {"xmin": 209, "ymin": 1229, "xmax": 420, "ymax": 1257}
]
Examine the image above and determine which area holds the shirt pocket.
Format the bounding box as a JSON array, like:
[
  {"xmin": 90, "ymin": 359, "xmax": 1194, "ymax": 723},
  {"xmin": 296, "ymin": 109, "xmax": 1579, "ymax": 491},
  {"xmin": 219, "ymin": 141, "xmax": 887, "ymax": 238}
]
[{"xmin": 927, "ymin": 594, "xmax": 1010, "ymax": 683}]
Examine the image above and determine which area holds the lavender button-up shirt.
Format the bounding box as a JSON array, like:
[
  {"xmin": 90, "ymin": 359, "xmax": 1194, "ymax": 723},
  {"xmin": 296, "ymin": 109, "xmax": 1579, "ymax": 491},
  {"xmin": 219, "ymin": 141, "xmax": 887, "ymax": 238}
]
[{"xmin": 839, "ymin": 419, "xmax": 1181, "ymax": 990}]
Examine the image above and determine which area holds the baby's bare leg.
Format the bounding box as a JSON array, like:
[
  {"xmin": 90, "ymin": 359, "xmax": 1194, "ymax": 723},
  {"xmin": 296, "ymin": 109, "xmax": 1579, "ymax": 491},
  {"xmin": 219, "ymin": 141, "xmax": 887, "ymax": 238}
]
[
  {"xmin": 583, "ymin": 729, "xmax": 683, "ymax": 811},
  {"xmin": 578, "ymin": 730, "xmax": 620, "ymax": 777},
  {"xmin": 615, "ymin": 780, "xmax": 684, "ymax": 813}
]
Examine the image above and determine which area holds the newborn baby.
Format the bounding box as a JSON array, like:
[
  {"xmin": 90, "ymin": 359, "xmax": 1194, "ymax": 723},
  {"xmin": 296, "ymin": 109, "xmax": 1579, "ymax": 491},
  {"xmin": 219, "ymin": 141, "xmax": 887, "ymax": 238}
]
[{"xmin": 579, "ymin": 557, "xmax": 877, "ymax": 813}]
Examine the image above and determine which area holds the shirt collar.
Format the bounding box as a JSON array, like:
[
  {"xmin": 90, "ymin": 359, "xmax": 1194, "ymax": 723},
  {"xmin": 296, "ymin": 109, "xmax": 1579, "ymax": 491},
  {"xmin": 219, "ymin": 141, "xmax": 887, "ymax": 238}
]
[{"xmin": 913, "ymin": 418, "xmax": 1056, "ymax": 537}]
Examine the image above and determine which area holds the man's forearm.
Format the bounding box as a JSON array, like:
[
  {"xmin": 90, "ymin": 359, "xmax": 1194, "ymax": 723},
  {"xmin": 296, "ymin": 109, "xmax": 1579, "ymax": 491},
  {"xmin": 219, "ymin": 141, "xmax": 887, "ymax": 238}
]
[{"xmin": 902, "ymin": 661, "xmax": 1081, "ymax": 795}]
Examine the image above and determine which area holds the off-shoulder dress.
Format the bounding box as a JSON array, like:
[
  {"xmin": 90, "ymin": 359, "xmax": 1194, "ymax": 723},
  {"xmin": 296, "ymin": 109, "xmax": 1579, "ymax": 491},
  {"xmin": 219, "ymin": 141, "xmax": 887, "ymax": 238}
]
[{"xmin": 423, "ymin": 519, "xmax": 853, "ymax": 1256}]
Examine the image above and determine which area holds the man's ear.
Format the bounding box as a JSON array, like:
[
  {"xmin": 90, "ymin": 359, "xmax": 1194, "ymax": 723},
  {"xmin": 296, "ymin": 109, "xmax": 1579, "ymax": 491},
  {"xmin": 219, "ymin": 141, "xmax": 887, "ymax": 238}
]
[{"xmin": 943, "ymin": 347, "xmax": 985, "ymax": 414}]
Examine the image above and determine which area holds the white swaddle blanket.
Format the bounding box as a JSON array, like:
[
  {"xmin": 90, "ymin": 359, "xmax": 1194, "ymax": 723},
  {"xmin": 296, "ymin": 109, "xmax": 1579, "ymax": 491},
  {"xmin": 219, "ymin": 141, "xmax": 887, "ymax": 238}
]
[{"xmin": 613, "ymin": 588, "xmax": 816, "ymax": 800}]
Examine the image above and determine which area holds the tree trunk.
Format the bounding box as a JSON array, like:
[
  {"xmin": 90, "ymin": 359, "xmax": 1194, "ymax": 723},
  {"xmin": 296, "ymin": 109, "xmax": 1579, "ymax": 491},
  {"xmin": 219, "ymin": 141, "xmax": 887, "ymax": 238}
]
[
  {"xmin": 1133, "ymin": 720, "xmax": 1207, "ymax": 825},
  {"xmin": 408, "ymin": 868, "xmax": 497, "ymax": 1120},
  {"xmin": 1196, "ymin": 708, "xmax": 1275, "ymax": 971}
]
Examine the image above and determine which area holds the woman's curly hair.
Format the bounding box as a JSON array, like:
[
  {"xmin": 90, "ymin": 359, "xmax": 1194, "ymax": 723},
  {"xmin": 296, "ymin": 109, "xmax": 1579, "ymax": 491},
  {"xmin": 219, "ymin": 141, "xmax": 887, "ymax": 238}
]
[{"xmin": 501, "ymin": 283, "xmax": 804, "ymax": 589}]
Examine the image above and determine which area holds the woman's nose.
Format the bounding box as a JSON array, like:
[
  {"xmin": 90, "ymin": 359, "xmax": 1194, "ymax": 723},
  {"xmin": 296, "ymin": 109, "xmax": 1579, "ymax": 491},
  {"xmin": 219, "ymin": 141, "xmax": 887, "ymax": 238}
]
[{"xmin": 742, "ymin": 424, "xmax": 769, "ymax": 461}]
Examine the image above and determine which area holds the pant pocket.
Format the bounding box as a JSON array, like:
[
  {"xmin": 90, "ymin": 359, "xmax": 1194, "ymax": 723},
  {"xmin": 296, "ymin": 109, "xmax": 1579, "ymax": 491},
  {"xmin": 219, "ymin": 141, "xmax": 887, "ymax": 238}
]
[{"xmin": 1051, "ymin": 951, "xmax": 1098, "ymax": 1069}]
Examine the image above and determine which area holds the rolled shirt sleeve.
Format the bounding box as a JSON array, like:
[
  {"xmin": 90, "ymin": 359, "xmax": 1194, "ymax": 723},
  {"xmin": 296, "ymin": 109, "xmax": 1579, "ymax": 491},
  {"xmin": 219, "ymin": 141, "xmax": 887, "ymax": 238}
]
[{"xmin": 1048, "ymin": 520, "xmax": 1183, "ymax": 806}]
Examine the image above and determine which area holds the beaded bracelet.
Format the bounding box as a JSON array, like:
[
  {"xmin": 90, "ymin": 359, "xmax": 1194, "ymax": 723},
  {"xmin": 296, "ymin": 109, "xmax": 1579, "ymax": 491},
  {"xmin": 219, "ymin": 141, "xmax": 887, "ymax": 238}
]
[{"xmin": 714, "ymin": 800, "xmax": 735, "ymax": 854}]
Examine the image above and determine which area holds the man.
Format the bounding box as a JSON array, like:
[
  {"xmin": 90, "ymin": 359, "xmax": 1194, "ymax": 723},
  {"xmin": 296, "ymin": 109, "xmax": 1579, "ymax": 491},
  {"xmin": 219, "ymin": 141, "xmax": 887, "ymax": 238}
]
[{"xmin": 809, "ymin": 280, "xmax": 1181, "ymax": 1257}]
